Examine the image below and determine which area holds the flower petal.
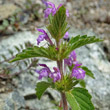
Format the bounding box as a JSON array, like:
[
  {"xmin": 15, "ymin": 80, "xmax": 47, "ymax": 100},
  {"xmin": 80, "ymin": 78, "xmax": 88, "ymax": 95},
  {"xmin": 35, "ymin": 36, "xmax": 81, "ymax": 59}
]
[
  {"xmin": 37, "ymin": 29, "xmax": 46, "ymax": 34},
  {"xmin": 72, "ymin": 67, "xmax": 85, "ymax": 79},
  {"xmin": 57, "ymin": 4, "xmax": 63, "ymax": 10},
  {"xmin": 49, "ymin": 67, "xmax": 61, "ymax": 82},
  {"xmin": 44, "ymin": 8, "xmax": 52, "ymax": 18},
  {"xmin": 66, "ymin": 9, "xmax": 69, "ymax": 17},
  {"xmin": 42, "ymin": 0, "xmax": 48, "ymax": 7},
  {"xmin": 63, "ymin": 32, "xmax": 69, "ymax": 39},
  {"xmin": 37, "ymin": 34, "xmax": 46, "ymax": 45}
]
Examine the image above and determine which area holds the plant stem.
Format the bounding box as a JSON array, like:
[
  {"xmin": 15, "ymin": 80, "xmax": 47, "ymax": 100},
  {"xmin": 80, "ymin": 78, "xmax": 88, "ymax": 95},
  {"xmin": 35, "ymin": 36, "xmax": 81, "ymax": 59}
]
[
  {"xmin": 57, "ymin": 61, "xmax": 68, "ymax": 110},
  {"xmin": 56, "ymin": 40, "xmax": 68, "ymax": 110},
  {"xmin": 61, "ymin": 92, "xmax": 68, "ymax": 110}
]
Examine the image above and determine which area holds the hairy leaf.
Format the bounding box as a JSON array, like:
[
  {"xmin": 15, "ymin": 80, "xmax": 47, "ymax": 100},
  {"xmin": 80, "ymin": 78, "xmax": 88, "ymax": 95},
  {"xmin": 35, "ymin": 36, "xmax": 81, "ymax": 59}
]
[
  {"xmin": 66, "ymin": 87, "xmax": 94, "ymax": 110},
  {"xmin": 81, "ymin": 66, "xmax": 95, "ymax": 79},
  {"xmin": 47, "ymin": 6, "xmax": 69, "ymax": 41},
  {"xmin": 36, "ymin": 81, "xmax": 50, "ymax": 99},
  {"xmin": 10, "ymin": 46, "xmax": 58, "ymax": 62},
  {"xmin": 62, "ymin": 35, "xmax": 103, "ymax": 58}
]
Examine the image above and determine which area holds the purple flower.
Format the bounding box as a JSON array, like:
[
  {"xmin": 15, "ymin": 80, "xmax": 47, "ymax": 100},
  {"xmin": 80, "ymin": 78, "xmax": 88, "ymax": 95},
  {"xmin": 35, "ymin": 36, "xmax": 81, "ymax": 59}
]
[
  {"xmin": 48, "ymin": 2, "xmax": 56, "ymax": 16},
  {"xmin": 35, "ymin": 68, "xmax": 50, "ymax": 79},
  {"xmin": 63, "ymin": 32, "xmax": 69, "ymax": 39},
  {"xmin": 66, "ymin": 9, "xmax": 69, "ymax": 17},
  {"xmin": 44, "ymin": 2, "xmax": 69, "ymax": 18},
  {"xmin": 36, "ymin": 64, "xmax": 61, "ymax": 82},
  {"xmin": 35, "ymin": 64, "xmax": 51, "ymax": 79},
  {"xmin": 42, "ymin": 0, "xmax": 48, "ymax": 7},
  {"xmin": 37, "ymin": 29, "xmax": 53, "ymax": 45},
  {"xmin": 57, "ymin": 4, "xmax": 63, "ymax": 10},
  {"xmin": 70, "ymin": 51, "xmax": 77, "ymax": 61},
  {"xmin": 44, "ymin": 8, "xmax": 52, "ymax": 18},
  {"xmin": 49, "ymin": 67, "xmax": 61, "ymax": 82},
  {"xmin": 64, "ymin": 50, "xmax": 77, "ymax": 66},
  {"xmin": 44, "ymin": 2, "xmax": 56, "ymax": 18},
  {"xmin": 72, "ymin": 64, "xmax": 85, "ymax": 79}
]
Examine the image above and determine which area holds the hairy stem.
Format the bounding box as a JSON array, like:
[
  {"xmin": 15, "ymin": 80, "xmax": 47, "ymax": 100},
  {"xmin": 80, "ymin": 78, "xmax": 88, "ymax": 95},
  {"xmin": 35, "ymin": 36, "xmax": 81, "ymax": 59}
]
[
  {"xmin": 61, "ymin": 92, "xmax": 68, "ymax": 110},
  {"xmin": 56, "ymin": 40, "xmax": 68, "ymax": 110},
  {"xmin": 57, "ymin": 60, "xmax": 68, "ymax": 110}
]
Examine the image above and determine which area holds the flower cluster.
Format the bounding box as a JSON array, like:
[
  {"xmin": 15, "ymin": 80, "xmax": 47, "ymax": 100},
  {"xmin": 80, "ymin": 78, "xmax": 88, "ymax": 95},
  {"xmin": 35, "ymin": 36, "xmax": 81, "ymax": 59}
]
[
  {"xmin": 64, "ymin": 51, "xmax": 85, "ymax": 79},
  {"xmin": 37, "ymin": 29, "xmax": 53, "ymax": 45},
  {"xmin": 36, "ymin": 1, "xmax": 85, "ymax": 82},
  {"xmin": 36, "ymin": 64, "xmax": 61, "ymax": 82},
  {"xmin": 44, "ymin": 2, "xmax": 69, "ymax": 18},
  {"xmin": 37, "ymin": 2, "xmax": 69, "ymax": 46}
]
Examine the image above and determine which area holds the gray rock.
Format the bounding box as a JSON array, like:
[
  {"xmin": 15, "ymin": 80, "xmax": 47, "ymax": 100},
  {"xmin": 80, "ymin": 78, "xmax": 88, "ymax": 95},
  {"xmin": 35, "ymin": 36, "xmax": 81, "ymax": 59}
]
[
  {"xmin": 0, "ymin": 4, "xmax": 19, "ymax": 20},
  {"xmin": 0, "ymin": 91, "xmax": 25, "ymax": 110}
]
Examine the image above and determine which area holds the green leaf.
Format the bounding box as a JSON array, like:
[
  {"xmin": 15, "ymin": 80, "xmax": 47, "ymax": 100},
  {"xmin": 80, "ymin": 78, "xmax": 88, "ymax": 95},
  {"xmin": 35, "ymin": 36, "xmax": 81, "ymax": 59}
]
[
  {"xmin": 10, "ymin": 46, "xmax": 58, "ymax": 62},
  {"xmin": 47, "ymin": 6, "xmax": 69, "ymax": 41},
  {"xmin": 81, "ymin": 66, "xmax": 95, "ymax": 79},
  {"xmin": 66, "ymin": 87, "xmax": 94, "ymax": 110},
  {"xmin": 63, "ymin": 35, "xmax": 103, "ymax": 58},
  {"xmin": 79, "ymin": 80, "xmax": 86, "ymax": 88},
  {"xmin": 35, "ymin": 81, "xmax": 50, "ymax": 100}
]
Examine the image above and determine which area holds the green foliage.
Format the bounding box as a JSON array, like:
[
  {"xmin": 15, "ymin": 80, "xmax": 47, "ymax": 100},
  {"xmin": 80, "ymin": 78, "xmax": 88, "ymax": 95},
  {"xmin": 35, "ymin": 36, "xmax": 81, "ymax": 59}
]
[
  {"xmin": 79, "ymin": 80, "xmax": 86, "ymax": 88},
  {"xmin": 81, "ymin": 66, "xmax": 95, "ymax": 79},
  {"xmin": 66, "ymin": 87, "xmax": 94, "ymax": 110},
  {"xmin": 62, "ymin": 35, "xmax": 103, "ymax": 59},
  {"xmin": 10, "ymin": 46, "xmax": 58, "ymax": 62},
  {"xmin": 55, "ymin": 76, "xmax": 78, "ymax": 92},
  {"xmin": 47, "ymin": 6, "xmax": 69, "ymax": 42},
  {"xmin": 35, "ymin": 81, "xmax": 51, "ymax": 100}
]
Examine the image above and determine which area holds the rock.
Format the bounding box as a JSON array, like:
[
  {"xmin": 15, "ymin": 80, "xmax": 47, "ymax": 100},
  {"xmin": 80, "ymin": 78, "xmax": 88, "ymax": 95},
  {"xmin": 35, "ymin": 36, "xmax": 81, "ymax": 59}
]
[
  {"xmin": 0, "ymin": 4, "xmax": 20, "ymax": 21},
  {"xmin": 0, "ymin": 91, "xmax": 25, "ymax": 110}
]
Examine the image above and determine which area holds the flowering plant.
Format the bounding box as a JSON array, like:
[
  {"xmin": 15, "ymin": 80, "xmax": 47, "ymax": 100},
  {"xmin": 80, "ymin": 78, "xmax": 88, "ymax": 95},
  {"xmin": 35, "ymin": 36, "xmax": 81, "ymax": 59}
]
[{"xmin": 10, "ymin": 1, "xmax": 103, "ymax": 110}]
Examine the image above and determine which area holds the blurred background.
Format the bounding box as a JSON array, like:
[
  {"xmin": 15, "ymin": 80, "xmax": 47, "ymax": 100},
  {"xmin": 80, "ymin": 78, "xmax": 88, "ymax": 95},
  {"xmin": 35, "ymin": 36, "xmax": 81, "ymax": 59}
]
[{"xmin": 0, "ymin": 0, "xmax": 110, "ymax": 110}]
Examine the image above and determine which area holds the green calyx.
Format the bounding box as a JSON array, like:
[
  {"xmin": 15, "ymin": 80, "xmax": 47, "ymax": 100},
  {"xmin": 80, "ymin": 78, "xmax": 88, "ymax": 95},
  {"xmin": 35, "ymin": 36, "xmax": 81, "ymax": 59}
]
[{"xmin": 54, "ymin": 75, "xmax": 78, "ymax": 92}]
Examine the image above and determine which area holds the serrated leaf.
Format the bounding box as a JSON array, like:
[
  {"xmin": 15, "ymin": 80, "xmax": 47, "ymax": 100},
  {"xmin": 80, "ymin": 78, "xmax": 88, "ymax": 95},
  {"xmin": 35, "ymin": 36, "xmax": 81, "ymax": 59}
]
[
  {"xmin": 47, "ymin": 6, "xmax": 69, "ymax": 41},
  {"xmin": 66, "ymin": 87, "xmax": 94, "ymax": 110},
  {"xmin": 36, "ymin": 81, "xmax": 50, "ymax": 100},
  {"xmin": 81, "ymin": 66, "xmax": 95, "ymax": 79},
  {"xmin": 63, "ymin": 35, "xmax": 103, "ymax": 58},
  {"xmin": 10, "ymin": 46, "xmax": 58, "ymax": 62}
]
